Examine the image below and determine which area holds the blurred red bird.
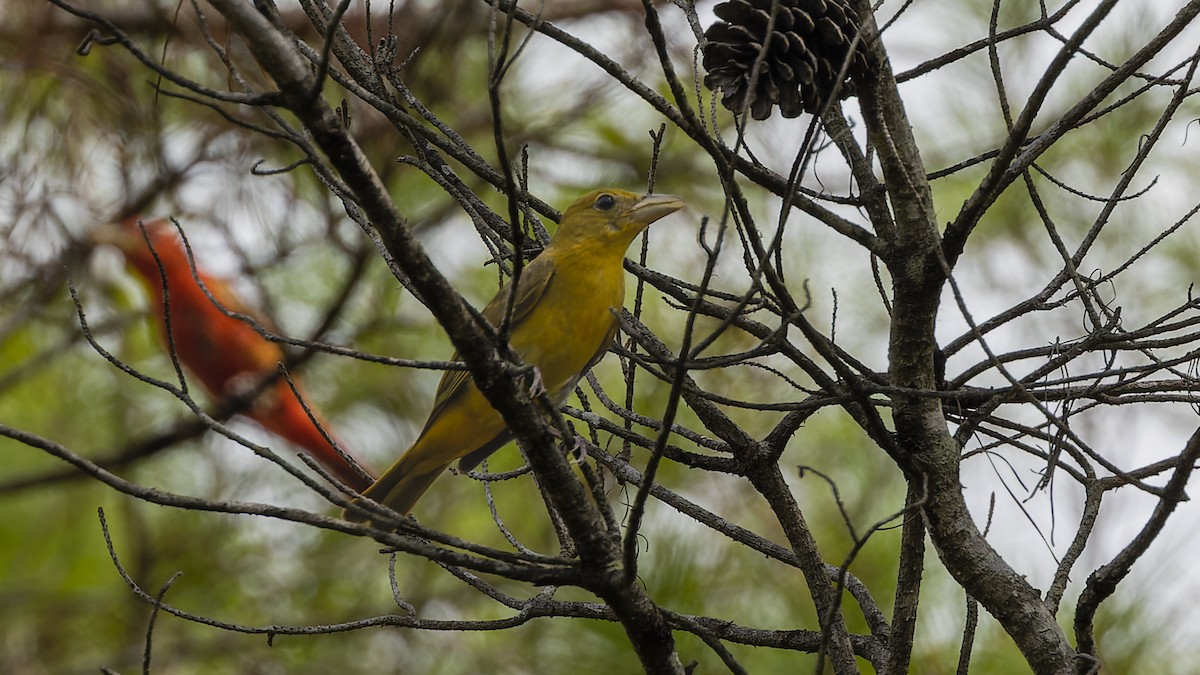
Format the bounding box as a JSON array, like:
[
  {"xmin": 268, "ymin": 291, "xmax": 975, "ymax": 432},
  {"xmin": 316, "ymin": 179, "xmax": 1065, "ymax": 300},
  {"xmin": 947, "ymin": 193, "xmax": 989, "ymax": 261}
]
[{"xmin": 94, "ymin": 217, "xmax": 373, "ymax": 490}]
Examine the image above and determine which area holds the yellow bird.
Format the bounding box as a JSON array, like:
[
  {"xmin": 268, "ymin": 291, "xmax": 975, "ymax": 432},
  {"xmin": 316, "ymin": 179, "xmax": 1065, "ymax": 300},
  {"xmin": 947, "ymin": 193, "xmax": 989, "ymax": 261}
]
[{"xmin": 355, "ymin": 189, "xmax": 685, "ymax": 517}]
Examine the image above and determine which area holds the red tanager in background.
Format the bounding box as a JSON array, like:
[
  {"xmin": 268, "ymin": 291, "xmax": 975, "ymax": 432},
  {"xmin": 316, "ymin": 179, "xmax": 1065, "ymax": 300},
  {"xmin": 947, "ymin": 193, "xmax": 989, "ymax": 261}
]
[
  {"xmin": 356, "ymin": 189, "xmax": 684, "ymax": 517},
  {"xmin": 93, "ymin": 217, "xmax": 374, "ymax": 491}
]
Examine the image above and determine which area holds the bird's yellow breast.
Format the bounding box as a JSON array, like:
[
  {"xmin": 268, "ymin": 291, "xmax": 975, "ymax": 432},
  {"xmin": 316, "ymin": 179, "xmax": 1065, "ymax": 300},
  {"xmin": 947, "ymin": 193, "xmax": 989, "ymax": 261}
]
[{"xmin": 508, "ymin": 245, "xmax": 625, "ymax": 400}]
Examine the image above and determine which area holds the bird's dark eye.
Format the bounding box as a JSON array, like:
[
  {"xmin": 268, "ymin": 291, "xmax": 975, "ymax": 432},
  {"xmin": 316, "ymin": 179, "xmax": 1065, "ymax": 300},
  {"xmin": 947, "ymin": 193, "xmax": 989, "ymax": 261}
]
[{"xmin": 594, "ymin": 194, "xmax": 617, "ymax": 211}]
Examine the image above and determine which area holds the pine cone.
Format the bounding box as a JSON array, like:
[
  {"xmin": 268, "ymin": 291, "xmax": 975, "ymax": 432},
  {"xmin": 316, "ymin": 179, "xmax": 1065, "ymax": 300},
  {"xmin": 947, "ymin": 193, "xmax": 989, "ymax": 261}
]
[{"xmin": 702, "ymin": 0, "xmax": 866, "ymax": 120}]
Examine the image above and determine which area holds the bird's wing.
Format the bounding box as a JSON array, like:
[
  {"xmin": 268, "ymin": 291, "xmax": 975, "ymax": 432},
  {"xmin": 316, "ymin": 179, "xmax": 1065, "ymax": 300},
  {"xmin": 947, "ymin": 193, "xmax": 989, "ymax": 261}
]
[
  {"xmin": 424, "ymin": 257, "xmax": 557, "ymax": 423},
  {"xmin": 198, "ymin": 272, "xmax": 280, "ymax": 334},
  {"xmin": 180, "ymin": 271, "xmax": 283, "ymax": 374}
]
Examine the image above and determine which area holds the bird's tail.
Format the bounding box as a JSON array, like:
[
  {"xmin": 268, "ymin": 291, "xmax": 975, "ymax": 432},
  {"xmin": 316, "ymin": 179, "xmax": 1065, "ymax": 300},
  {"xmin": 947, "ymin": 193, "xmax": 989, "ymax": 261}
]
[
  {"xmin": 255, "ymin": 382, "xmax": 375, "ymax": 492},
  {"xmin": 344, "ymin": 450, "xmax": 447, "ymax": 521}
]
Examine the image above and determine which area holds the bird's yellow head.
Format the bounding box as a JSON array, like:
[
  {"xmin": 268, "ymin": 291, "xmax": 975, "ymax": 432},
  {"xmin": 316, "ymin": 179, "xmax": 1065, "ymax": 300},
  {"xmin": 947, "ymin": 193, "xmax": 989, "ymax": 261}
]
[{"xmin": 550, "ymin": 188, "xmax": 684, "ymax": 255}]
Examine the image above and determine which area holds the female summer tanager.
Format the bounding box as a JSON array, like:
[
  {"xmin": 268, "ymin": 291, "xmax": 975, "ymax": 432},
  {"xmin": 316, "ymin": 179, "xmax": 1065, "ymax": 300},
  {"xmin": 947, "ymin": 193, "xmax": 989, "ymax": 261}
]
[
  {"xmin": 94, "ymin": 218, "xmax": 374, "ymax": 491},
  {"xmin": 359, "ymin": 189, "xmax": 684, "ymax": 516}
]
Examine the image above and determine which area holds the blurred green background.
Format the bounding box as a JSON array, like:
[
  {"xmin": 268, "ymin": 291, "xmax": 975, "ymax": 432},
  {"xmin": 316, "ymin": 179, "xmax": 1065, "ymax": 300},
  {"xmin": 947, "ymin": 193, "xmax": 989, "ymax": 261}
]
[{"xmin": 3, "ymin": 1, "xmax": 1200, "ymax": 673}]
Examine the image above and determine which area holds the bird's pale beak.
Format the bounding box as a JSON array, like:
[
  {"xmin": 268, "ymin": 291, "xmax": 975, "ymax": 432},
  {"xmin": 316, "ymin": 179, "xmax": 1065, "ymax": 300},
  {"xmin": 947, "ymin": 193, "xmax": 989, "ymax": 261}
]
[
  {"xmin": 88, "ymin": 221, "xmax": 134, "ymax": 250},
  {"xmin": 627, "ymin": 193, "xmax": 685, "ymax": 226},
  {"xmin": 89, "ymin": 218, "xmax": 172, "ymax": 254}
]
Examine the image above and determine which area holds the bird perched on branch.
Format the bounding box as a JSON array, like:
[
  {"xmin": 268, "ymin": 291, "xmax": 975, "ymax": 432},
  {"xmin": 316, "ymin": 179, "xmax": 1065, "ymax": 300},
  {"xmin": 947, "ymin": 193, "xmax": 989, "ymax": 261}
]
[
  {"xmin": 92, "ymin": 217, "xmax": 374, "ymax": 491},
  {"xmin": 354, "ymin": 189, "xmax": 685, "ymax": 518}
]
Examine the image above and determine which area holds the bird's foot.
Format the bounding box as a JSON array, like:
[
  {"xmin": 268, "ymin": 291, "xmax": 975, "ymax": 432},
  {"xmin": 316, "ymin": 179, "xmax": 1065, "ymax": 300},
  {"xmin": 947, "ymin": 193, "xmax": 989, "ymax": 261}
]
[
  {"xmin": 228, "ymin": 371, "xmax": 276, "ymax": 411},
  {"xmin": 544, "ymin": 422, "xmax": 587, "ymax": 463},
  {"xmin": 568, "ymin": 435, "xmax": 590, "ymax": 465},
  {"xmin": 526, "ymin": 365, "xmax": 547, "ymax": 398},
  {"xmin": 227, "ymin": 371, "xmax": 260, "ymax": 397}
]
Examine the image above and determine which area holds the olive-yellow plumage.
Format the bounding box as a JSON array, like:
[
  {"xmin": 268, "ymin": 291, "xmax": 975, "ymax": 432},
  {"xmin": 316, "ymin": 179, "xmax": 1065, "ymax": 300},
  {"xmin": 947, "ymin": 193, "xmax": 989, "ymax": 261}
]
[{"xmin": 358, "ymin": 189, "xmax": 684, "ymax": 516}]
